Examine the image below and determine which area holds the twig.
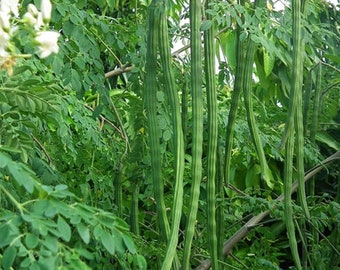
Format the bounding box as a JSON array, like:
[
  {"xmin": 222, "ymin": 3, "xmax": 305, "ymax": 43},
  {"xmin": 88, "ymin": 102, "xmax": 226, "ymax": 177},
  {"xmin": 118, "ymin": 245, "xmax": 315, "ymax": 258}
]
[
  {"xmin": 84, "ymin": 104, "xmax": 125, "ymax": 139},
  {"xmin": 31, "ymin": 135, "xmax": 52, "ymax": 164},
  {"xmin": 321, "ymin": 61, "xmax": 340, "ymax": 74},
  {"xmin": 229, "ymin": 253, "xmax": 250, "ymax": 269},
  {"xmin": 105, "ymin": 65, "xmax": 134, "ymax": 78},
  {"xmin": 321, "ymin": 81, "xmax": 340, "ymax": 97}
]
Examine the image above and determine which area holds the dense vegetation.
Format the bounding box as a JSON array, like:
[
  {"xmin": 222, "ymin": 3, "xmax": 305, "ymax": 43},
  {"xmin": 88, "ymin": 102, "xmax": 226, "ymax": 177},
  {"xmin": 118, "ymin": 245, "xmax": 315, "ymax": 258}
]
[{"xmin": 0, "ymin": 0, "xmax": 339, "ymax": 269}]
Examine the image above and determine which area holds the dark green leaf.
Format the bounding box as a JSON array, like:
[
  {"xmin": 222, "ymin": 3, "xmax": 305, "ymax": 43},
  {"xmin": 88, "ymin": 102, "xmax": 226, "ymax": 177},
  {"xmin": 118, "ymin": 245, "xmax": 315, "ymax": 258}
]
[
  {"xmin": 0, "ymin": 92, "xmax": 8, "ymax": 102},
  {"xmin": 74, "ymin": 248, "xmax": 94, "ymax": 260},
  {"xmin": 41, "ymin": 235, "xmax": 58, "ymax": 253},
  {"xmin": 37, "ymin": 254, "xmax": 57, "ymax": 269},
  {"xmin": 20, "ymin": 257, "xmax": 32, "ymax": 268},
  {"xmin": 2, "ymin": 246, "xmax": 17, "ymax": 270},
  {"xmin": 0, "ymin": 225, "xmax": 11, "ymax": 248},
  {"xmin": 71, "ymin": 69, "xmax": 82, "ymax": 92},
  {"xmin": 25, "ymin": 233, "xmax": 39, "ymax": 249}
]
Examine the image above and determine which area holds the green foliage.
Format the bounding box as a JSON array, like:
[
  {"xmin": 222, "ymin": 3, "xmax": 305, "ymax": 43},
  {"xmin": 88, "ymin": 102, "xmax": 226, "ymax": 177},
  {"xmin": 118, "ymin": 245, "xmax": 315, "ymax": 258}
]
[
  {"xmin": 0, "ymin": 2, "xmax": 145, "ymax": 267},
  {"xmin": 1, "ymin": 0, "xmax": 339, "ymax": 269},
  {"xmin": 0, "ymin": 151, "xmax": 144, "ymax": 269}
]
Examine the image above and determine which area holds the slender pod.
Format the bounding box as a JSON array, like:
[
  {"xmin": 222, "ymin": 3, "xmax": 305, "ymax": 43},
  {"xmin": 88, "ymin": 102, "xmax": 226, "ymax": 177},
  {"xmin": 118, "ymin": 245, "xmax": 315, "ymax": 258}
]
[
  {"xmin": 224, "ymin": 24, "xmax": 244, "ymax": 188},
  {"xmin": 158, "ymin": 3, "xmax": 185, "ymax": 269},
  {"xmin": 243, "ymin": 0, "xmax": 273, "ymax": 189},
  {"xmin": 182, "ymin": 0, "xmax": 203, "ymax": 268},
  {"xmin": 302, "ymin": 68, "xmax": 313, "ymax": 135},
  {"xmin": 284, "ymin": 132, "xmax": 302, "ymax": 270},
  {"xmin": 294, "ymin": 0, "xmax": 310, "ymax": 220},
  {"xmin": 197, "ymin": 151, "xmax": 340, "ymax": 270},
  {"xmin": 310, "ymin": 63, "xmax": 322, "ymax": 143},
  {"xmin": 295, "ymin": 76, "xmax": 310, "ymax": 220},
  {"xmin": 216, "ymin": 141, "xmax": 225, "ymax": 261},
  {"xmin": 130, "ymin": 182, "xmax": 140, "ymax": 235},
  {"xmin": 242, "ymin": 28, "xmax": 273, "ymax": 188},
  {"xmin": 280, "ymin": 12, "xmax": 302, "ymax": 147},
  {"xmin": 204, "ymin": 0, "xmax": 219, "ymax": 268},
  {"xmin": 144, "ymin": 0, "xmax": 170, "ymax": 243},
  {"xmin": 181, "ymin": 73, "xmax": 189, "ymax": 146},
  {"xmin": 115, "ymin": 162, "xmax": 123, "ymax": 217},
  {"xmin": 308, "ymin": 63, "xmax": 322, "ymax": 196},
  {"xmin": 283, "ymin": 0, "xmax": 305, "ymax": 269}
]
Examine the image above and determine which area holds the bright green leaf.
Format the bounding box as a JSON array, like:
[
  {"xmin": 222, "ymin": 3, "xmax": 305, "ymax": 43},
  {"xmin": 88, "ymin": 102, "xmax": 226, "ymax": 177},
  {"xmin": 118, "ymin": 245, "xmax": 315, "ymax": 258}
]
[
  {"xmin": 133, "ymin": 254, "xmax": 147, "ymax": 270},
  {"xmin": 7, "ymin": 164, "xmax": 35, "ymax": 193},
  {"xmin": 122, "ymin": 234, "xmax": 136, "ymax": 254},
  {"xmin": 0, "ymin": 152, "xmax": 11, "ymax": 168},
  {"xmin": 76, "ymin": 223, "xmax": 90, "ymax": 244},
  {"xmin": 219, "ymin": 30, "xmax": 237, "ymax": 71},
  {"xmin": 263, "ymin": 50, "xmax": 275, "ymax": 77},
  {"xmin": 100, "ymin": 231, "xmax": 115, "ymax": 255},
  {"xmin": 57, "ymin": 216, "xmax": 71, "ymax": 242},
  {"xmin": 112, "ymin": 228, "xmax": 125, "ymax": 255},
  {"xmin": 316, "ymin": 132, "xmax": 340, "ymax": 150}
]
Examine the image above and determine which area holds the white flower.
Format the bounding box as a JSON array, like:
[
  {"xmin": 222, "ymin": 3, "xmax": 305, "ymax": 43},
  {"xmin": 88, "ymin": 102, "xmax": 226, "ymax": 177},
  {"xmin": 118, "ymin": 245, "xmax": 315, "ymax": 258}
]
[
  {"xmin": 0, "ymin": 11, "xmax": 10, "ymax": 31},
  {"xmin": 23, "ymin": 11, "xmax": 37, "ymax": 26},
  {"xmin": 0, "ymin": 0, "xmax": 19, "ymax": 17},
  {"xmin": 23, "ymin": 4, "xmax": 43, "ymax": 29},
  {"xmin": 35, "ymin": 31, "xmax": 60, "ymax": 58},
  {"xmin": 28, "ymin": 3, "xmax": 39, "ymax": 17},
  {"xmin": 41, "ymin": 0, "xmax": 52, "ymax": 23},
  {"xmin": 0, "ymin": 46, "xmax": 8, "ymax": 58},
  {"xmin": 0, "ymin": 27, "xmax": 10, "ymax": 53}
]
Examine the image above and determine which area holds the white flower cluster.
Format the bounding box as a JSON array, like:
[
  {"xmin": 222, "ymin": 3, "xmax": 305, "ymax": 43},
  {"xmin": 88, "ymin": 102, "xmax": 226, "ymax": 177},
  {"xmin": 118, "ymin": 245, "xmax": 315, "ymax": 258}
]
[
  {"xmin": 0, "ymin": 0, "xmax": 60, "ymax": 74},
  {"xmin": 23, "ymin": 0, "xmax": 60, "ymax": 58},
  {"xmin": 0, "ymin": 0, "xmax": 19, "ymax": 57}
]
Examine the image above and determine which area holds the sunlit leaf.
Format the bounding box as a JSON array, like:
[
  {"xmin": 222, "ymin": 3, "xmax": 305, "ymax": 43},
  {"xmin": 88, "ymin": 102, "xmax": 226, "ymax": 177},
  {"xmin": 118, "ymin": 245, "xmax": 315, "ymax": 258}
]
[
  {"xmin": 134, "ymin": 254, "xmax": 147, "ymax": 270},
  {"xmin": 57, "ymin": 216, "xmax": 71, "ymax": 242},
  {"xmin": 100, "ymin": 230, "xmax": 115, "ymax": 255},
  {"xmin": 76, "ymin": 223, "xmax": 90, "ymax": 244},
  {"xmin": 122, "ymin": 234, "xmax": 136, "ymax": 254}
]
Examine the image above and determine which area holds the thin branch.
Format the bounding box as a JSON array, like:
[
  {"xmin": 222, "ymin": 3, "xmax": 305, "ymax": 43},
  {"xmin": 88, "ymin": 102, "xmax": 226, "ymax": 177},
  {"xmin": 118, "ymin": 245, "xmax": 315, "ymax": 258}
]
[
  {"xmin": 104, "ymin": 25, "xmax": 231, "ymax": 77},
  {"xmin": 105, "ymin": 65, "xmax": 134, "ymax": 78},
  {"xmin": 197, "ymin": 151, "xmax": 340, "ymax": 270},
  {"xmin": 31, "ymin": 135, "xmax": 52, "ymax": 164},
  {"xmin": 84, "ymin": 104, "xmax": 125, "ymax": 139},
  {"xmin": 229, "ymin": 253, "xmax": 250, "ymax": 269},
  {"xmin": 321, "ymin": 81, "xmax": 340, "ymax": 96},
  {"xmin": 321, "ymin": 61, "xmax": 340, "ymax": 74}
]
